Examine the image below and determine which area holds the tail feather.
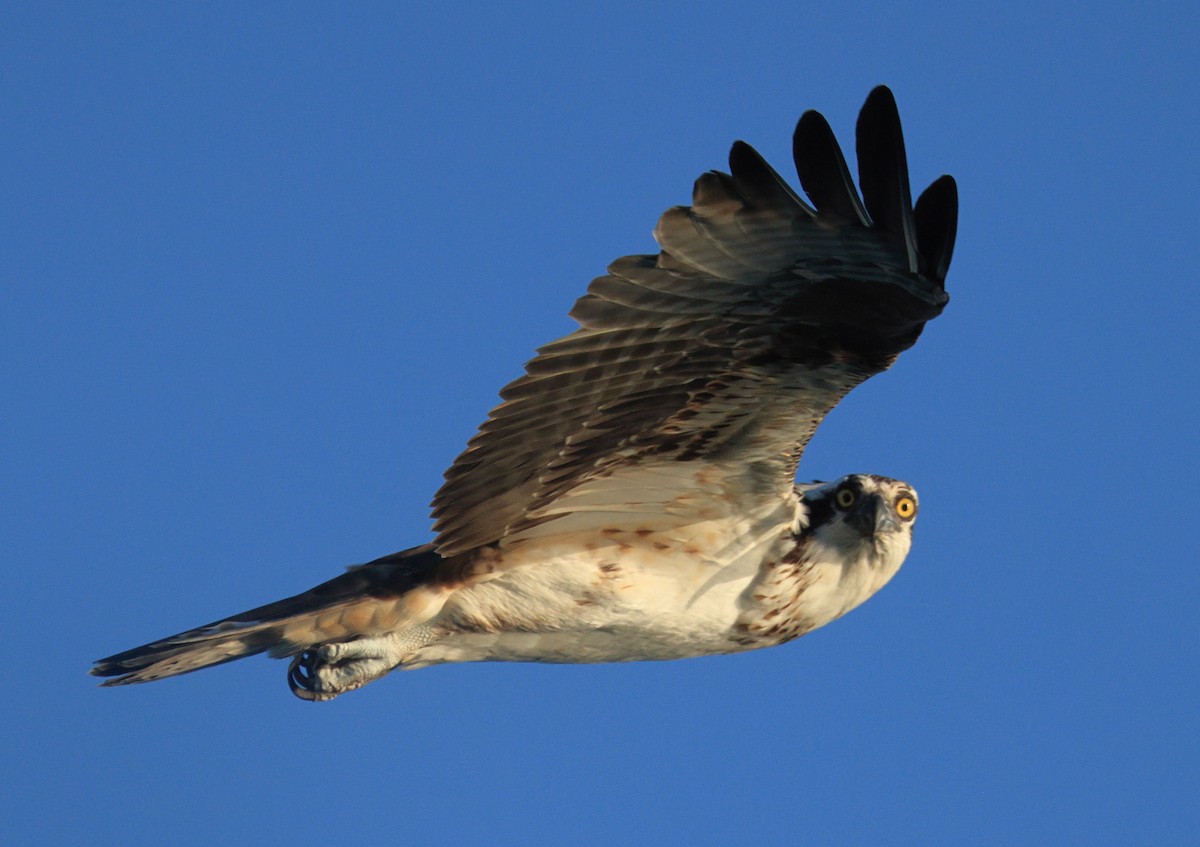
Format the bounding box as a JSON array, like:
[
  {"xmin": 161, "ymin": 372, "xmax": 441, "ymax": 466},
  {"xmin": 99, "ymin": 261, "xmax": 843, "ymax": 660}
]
[{"xmin": 90, "ymin": 544, "xmax": 442, "ymax": 686}]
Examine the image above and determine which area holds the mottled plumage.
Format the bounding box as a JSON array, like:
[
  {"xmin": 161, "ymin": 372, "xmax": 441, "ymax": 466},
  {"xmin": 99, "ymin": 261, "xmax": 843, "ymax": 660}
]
[{"xmin": 92, "ymin": 86, "xmax": 957, "ymax": 701}]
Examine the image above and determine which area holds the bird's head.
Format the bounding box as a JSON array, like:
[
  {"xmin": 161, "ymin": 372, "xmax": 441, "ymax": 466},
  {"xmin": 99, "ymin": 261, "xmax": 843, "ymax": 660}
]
[{"xmin": 795, "ymin": 474, "xmax": 918, "ymax": 569}]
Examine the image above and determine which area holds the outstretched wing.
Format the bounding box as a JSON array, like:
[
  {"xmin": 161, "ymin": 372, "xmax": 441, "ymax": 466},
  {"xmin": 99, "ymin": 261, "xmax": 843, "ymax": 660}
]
[{"xmin": 432, "ymin": 86, "xmax": 957, "ymax": 556}]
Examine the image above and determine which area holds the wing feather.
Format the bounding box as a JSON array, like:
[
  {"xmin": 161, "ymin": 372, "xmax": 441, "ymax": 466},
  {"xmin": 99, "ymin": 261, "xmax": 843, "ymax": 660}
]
[
  {"xmin": 855, "ymin": 86, "xmax": 920, "ymax": 273},
  {"xmin": 914, "ymin": 174, "xmax": 959, "ymax": 283},
  {"xmin": 793, "ymin": 109, "xmax": 870, "ymax": 226},
  {"xmin": 430, "ymin": 86, "xmax": 957, "ymax": 556}
]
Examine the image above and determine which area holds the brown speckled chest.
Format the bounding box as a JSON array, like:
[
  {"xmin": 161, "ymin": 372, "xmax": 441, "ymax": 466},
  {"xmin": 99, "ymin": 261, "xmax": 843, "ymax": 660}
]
[{"xmin": 732, "ymin": 543, "xmax": 819, "ymax": 647}]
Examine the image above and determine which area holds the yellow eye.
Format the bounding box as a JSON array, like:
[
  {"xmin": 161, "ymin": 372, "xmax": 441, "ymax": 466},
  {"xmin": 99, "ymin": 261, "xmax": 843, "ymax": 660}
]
[
  {"xmin": 835, "ymin": 488, "xmax": 856, "ymax": 509},
  {"xmin": 896, "ymin": 496, "xmax": 917, "ymax": 520}
]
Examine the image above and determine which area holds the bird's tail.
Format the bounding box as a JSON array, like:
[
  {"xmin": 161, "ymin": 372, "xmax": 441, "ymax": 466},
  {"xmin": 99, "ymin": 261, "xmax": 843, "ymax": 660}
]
[{"xmin": 90, "ymin": 544, "xmax": 444, "ymax": 687}]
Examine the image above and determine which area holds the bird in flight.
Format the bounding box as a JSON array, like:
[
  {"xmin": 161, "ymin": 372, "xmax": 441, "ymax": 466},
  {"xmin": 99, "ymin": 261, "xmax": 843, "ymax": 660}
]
[{"xmin": 92, "ymin": 86, "xmax": 957, "ymax": 701}]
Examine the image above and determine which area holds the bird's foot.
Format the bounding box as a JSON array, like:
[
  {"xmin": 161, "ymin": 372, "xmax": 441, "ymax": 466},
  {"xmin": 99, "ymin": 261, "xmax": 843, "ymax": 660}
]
[{"xmin": 287, "ymin": 634, "xmax": 409, "ymax": 702}]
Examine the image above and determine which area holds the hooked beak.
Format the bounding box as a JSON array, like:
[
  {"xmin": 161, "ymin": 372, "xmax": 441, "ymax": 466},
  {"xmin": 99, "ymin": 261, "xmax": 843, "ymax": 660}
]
[{"xmin": 849, "ymin": 494, "xmax": 901, "ymax": 538}]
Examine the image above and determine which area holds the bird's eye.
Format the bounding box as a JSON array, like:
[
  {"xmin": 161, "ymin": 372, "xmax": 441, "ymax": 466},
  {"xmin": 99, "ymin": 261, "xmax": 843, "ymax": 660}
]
[
  {"xmin": 835, "ymin": 488, "xmax": 856, "ymax": 509},
  {"xmin": 895, "ymin": 496, "xmax": 917, "ymax": 520}
]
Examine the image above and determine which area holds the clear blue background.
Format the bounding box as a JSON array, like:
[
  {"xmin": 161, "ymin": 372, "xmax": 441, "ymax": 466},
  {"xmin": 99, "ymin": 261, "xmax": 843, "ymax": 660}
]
[{"xmin": 4, "ymin": 3, "xmax": 1196, "ymax": 844}]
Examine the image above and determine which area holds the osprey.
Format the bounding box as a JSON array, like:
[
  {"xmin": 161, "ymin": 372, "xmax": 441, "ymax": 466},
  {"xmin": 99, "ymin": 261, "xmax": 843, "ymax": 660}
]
[{"xmin": 92, "ymin": 86, "xmax": 957, "ymax": 701}]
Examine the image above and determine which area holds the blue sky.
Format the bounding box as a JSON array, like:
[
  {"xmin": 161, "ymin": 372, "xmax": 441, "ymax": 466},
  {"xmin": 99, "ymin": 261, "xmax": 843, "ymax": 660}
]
[{"xmin": 4, "ymin": 3, "xmax": 1197, "ymax": 844}]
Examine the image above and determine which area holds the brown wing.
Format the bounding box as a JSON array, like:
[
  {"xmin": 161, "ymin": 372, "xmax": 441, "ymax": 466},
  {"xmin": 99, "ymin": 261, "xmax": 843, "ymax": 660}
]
[{"xmin": 431, "ymin": 86, "xmax": 958, "ymax": 556}]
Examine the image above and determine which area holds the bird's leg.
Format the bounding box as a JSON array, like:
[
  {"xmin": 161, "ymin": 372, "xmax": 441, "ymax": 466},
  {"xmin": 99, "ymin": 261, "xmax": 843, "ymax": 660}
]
[{"xmin": 287, "ymin": 625, "xmax": 437, "ymax": 701}]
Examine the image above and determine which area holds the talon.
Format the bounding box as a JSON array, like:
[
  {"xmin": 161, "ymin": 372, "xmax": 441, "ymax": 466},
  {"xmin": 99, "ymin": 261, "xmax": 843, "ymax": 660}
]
[
  {"xmin": 287, "ymin": 651, "xmax": 316, "ymax": 700},
  {"xmin": 287, "ymin": 650, "xmax": 336, "ymax": 702}
]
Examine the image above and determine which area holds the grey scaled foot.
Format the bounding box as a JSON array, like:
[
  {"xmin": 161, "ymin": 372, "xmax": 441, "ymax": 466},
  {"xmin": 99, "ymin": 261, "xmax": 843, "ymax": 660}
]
[{"xmin": 287, "ymin": 633, "xmax": 415, "ymax": 701}]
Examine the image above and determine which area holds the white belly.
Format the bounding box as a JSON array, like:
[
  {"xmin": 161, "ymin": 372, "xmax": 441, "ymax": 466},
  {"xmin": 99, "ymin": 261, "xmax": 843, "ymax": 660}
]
[{"xmin": 409, "ymin": 522, "xmax": 791, "ymax": 666}]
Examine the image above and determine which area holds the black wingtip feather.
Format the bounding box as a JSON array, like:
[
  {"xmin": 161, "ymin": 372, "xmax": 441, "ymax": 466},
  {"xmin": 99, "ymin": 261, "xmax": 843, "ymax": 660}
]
[
  {"xmin": 855, "ymin": 86, "xmax": 919, "ymax": 273},
  {"xmin": 793, "ymin": 110, "xmax": 870, "ymax": 225},
  {"xmin": 728, "ymin": 140, "xmax": 813, "ymax": 215},
  {"xmin": 914, "ymin": 174, "xmax": 958, "ymax": 284}
]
